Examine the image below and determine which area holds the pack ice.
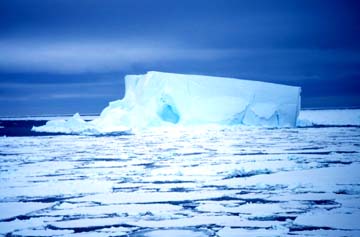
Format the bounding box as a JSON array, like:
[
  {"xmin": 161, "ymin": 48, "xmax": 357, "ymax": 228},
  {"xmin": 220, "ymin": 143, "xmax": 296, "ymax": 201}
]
[{"xmin": 33, "ymin": 71, "xmax": 301, "ymax": 134}]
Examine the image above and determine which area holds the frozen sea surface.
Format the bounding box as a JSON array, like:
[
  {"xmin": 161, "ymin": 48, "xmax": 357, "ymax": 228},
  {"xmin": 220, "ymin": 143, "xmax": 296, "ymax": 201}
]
[{"xmin": 1, "ymin": 120, "xmax": 360, "ymax": 236}]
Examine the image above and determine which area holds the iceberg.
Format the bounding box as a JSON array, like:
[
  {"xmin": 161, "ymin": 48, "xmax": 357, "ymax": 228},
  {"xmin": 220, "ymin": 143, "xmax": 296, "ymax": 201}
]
[{"xmin": 33, "ymin": 71, "xmax": 301, "ymax": 134}]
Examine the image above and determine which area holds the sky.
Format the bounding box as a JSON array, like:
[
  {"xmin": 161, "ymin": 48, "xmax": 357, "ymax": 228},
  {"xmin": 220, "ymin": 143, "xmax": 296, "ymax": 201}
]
[{"xmin": 1, "ymin": 0, "xmax": 359, "ymax": 116}]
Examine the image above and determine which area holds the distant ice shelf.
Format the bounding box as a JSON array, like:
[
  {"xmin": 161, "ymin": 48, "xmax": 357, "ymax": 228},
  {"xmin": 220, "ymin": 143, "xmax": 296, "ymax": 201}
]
[
  {"xmin": 33, "ymin": 71, "xmax": 301, "ymax": 134},
  {"xmin": 297, "ymin": 109, "xmax": 360, "ymax": 126}
]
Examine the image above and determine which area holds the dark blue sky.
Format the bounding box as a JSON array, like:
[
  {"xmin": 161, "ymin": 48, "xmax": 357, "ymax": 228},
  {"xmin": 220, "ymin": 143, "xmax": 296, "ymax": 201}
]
[{"xmin": 1, "ymin": 0, "xmax": 359, "ymax": 116}]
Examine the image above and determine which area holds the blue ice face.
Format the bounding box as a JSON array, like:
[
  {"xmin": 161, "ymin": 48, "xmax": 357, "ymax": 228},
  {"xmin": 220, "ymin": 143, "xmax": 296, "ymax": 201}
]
[
  {"xmin": 158, "ymin": 104, "xmax": 180, "ymax": 124},
  {"xmin": 157, "ymin": 94, "xmax": 180, "ymax": 124}
]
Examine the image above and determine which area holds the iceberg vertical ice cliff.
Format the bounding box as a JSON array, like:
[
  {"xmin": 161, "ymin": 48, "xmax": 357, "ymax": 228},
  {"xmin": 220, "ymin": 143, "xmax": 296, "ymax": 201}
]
[{"xmin": 33, "ymin": 71, "xmax": 301, "ymax": 134}]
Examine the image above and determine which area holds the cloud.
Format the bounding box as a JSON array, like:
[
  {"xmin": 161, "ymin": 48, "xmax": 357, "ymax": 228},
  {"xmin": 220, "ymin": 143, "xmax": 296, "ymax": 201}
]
[
  {"xmin": 0, "ymin": 39, "xmax": 237, "ymax": 73},
  {"xmin": 0, "ymin": 38, "xmax": 359, "ymax": 77}
]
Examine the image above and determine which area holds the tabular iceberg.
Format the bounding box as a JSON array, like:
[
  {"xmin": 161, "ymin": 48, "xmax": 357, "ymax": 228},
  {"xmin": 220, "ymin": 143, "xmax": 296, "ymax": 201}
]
[{"xmin": 33, "ymin": 71, "xmax": 301, "ymax": 134}]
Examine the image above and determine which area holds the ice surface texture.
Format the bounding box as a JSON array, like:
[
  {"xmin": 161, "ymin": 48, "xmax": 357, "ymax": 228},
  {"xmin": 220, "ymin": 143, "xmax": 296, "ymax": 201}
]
[{"xmin": 33, "ymin": 71, "xmax": 301, "ymax": 134}]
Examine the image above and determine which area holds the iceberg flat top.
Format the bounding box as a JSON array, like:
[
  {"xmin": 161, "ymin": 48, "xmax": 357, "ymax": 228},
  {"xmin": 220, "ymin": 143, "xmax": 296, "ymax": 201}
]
[{"xmin": 33, "ymin": 71, "xmax": 301, "ymax": 134}]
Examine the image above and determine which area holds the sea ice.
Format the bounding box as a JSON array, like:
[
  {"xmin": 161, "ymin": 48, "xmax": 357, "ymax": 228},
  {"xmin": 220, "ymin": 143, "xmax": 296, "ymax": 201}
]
[
  {"xmin": 33, "ymin": 71, "xmax": 301, "ymax": 134},
  {"xmin": 1, "ymin": 123, "xmax": 360, "ymax": 236},
  {"xmin": 134, "ymin": 229, "xmax": 209, "ymax": 237},
  {"xmin": 0, "ymin": 202, "xmax": 53, "ymax": 221},
  {"xmin": 294, "ymin": 210, "xmax": 360, "ymax": 230}
]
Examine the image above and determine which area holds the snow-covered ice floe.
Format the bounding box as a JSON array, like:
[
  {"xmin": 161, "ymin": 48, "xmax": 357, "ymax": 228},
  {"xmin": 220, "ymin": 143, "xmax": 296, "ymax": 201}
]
[{"xmin": 33, "ymin": 71, "xmax": 301, "ymax": 134}]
